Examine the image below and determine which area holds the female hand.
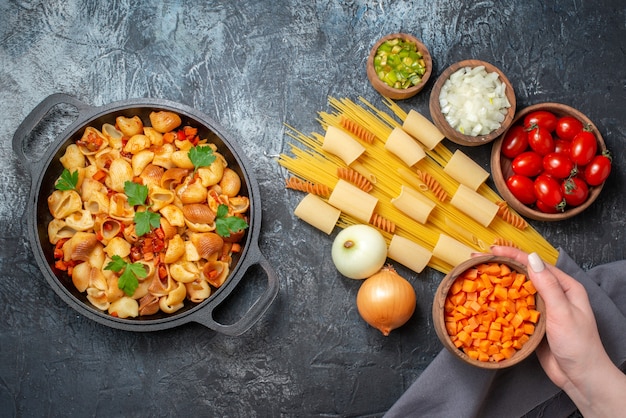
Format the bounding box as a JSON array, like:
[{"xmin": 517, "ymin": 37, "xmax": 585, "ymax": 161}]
[{"xmin": 489, "ymin": 246, "xmax": 626, "ymax": 417}]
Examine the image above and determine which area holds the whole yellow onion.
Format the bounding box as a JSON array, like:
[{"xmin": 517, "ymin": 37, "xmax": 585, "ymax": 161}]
[{"xmin": 356, "ymin": 265, "xmax": 416, "ymax": 336}]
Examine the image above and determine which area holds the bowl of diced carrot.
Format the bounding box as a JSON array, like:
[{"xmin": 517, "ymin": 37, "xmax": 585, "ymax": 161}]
[{"xmin": 432, "ymin": 255, "xmax": 546, "ymax": 369}]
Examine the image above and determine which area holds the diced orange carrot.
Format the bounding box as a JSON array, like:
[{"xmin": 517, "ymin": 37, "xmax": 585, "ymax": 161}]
[
  {"xmin": 523, "ymin": 280, "xmax": 537, "ymax": 294},
  {"xmin": 462, "ymin": 278, "xmax": 478, "ymax": 293},
  {"xmin": 444, "ymin": 261, "xmax": 539, "ymax": 363}
]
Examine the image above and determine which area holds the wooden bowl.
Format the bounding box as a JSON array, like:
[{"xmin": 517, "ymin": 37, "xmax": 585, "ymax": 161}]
[
  {"xmin": 432, "ymin": 255, "xmax": 546, "ymax": 369},
  {"xmin": 429, "ymin": 60, "xmax": 516, "ymax": 146},
  {"xmin": 491, "ymin": 103, "xmax": 607, "ymax": 221},
  {"xmin": 366, "ymin": 33, "xmax": 432, "ymax": 100}
]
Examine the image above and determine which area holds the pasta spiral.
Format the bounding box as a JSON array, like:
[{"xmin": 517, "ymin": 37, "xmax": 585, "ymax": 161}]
[
  {"xmin": 285, "ymin": 176, "xmax": 330, "ymax": 197},
  {"xmin": 339, "ymin": 115, "xmax": 376, "ymax": 144},
  {"xmin": 493, "ymin": 237, "xmax": 520, "ymax": 248},
  {"xmin": 496, "ymin": 201, "xmax": 528, "ymax": 230},
  {"xmin": 336, "ymin": 167, "xmax": 373, "ymax": 192},
  {"xmin": 369, "ymin": 212, "xmax": 396, "ymax": 234},
  {"xmin": 415, "ymin": 169, "xmax": 449, "ymax": 202}
]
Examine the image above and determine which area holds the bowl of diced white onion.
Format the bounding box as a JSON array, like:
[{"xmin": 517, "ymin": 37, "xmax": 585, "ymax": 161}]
[{"xmin": 429, "ymin": 60, "xmax": 516, "ymax": 146}]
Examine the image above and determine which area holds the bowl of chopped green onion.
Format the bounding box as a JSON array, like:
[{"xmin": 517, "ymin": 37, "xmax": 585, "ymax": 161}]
[{"xmin": 367, "ymin": 33, "xmax": 432, "ymax": 100}]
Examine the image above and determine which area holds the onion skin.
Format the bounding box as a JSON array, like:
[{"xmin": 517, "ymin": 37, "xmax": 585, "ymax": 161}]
[{"xmin": 356, "ymin": 265, "xmax": 416, "ymax": 336}]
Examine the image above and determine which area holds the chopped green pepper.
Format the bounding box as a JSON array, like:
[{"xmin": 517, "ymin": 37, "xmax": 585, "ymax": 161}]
[{"xmin": 373, "ymin": 38, "xmax": 426, "ymax": 89}]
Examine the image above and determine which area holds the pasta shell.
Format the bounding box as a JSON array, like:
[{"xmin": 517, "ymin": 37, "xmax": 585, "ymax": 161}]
[
  {"xmin": 84, "ymin": 191, "xmax": 110, "ymax": 215},
  {"xmin": 109, "ymin": 193, "xmax": 135, "ymax": 221},
  {"xmin": 140, "ymin": 164, "xmax": 164, "ymax": 188},
  {"xmin": 80, "ymin": 178, "xmax": 108, "ymax": 203},
  {"xmin": 161, "ymin": 167, "xmax": 189, "ymax": 190},
  {"xmin": 103, "ymin": 236, "xmax": 132, "ymax": 259},
  {"xmin": 48, "ymin": 219, "xmax": 77, "ymax": 245},
  {"xmin": 62, "ymin": 232, "xmax": 101, "ymax": 262},
  {"xmin": 159, "ymin": 204, "xmax": 185, "ymax": 227},
  {"xmin": 65, "ymin": 209, "xmax": 95, "ymax": 232},
  {"xmin": 148, "ymin": 267, "xmax": 176, "ymax": 296},
  {"xmin": 106, "ymin": 158, "xmax": 133, "ymax": 193},
  {"xmin": 170, "ymin": 261, "xmax": 200, "ymax": 283},
  {"xmin": 152, "ymin": 143, "xmax": 175, "ymax": 169},
  {"xmin": 59, "ymin": 144, "xmax": 86, "ymax": 171},
  {"xmin": 185, "ymin": 279, "xmax": 212, "ymax": 303},
  {"xmin": 94, "ymin": 147, "xmax": 120, "ymax": 172},
  {"xmin": 176, "ymin": 177, "xmax": 208, "ymax": 204},
  {"xmin": 102, "ymin": 123, "xmax": 124, "ymax": 149},
  {"xmin": 158, "ymin": 282, "xmax": 186, "ymax": 314},
  {"xmin": 124, "ymin": 134, "xmax": 151, "ymax": 155},
  {"xmin": 229, "ymin": 196, "xmax": 250, "ymax": 214},
  {"xmin": 182, "ymin": 204, "xmax": 216, "ymax": 224},
  {"xmin": 143, "ymin": 127, "xmax": 163, "ymax": 146},
  {"xmin": 219, "ymin": 168, "xmax": 241, "ymax": 197},
  {"xmin": 48, "ymin": 190, "xmax": 82, "ymax": 219},
  {"xmin": 190, "ymin": 232, "xmax": 224, "ymax": 259},
  {"xmin": 71, "ymin": 261, "xmax": 92, "ymax": 293},
  {"xmin": 159, "ymin": 217, "xmax": 178, "ymax": 239},
  {"xmin": 108, "ymin": 297, "xmax": 139, "ymax": 318},
  {"xmin": 138, "ymin": 293, "xmax": 160, "ymax": 316},
  {"xmin": 87, "ymin": 287, "xmax": 110, "ymax": 311},
  {"xmin": 171, "ymin": 150, "xmax": 195, "ymax": 169},
  {"xmin": 131, "ymin": 149, "xmax": 155, "ymax": 176},
  {"xmin": 122, "ymin": 223, "xmax": 140, "ymax": 244},
  {"xmin": 203, "ymin": 260, "xmax": 229, "ymax": 288},
  {"xmin": 98, "ymin": 217, "xmax": 122, "ymax": 244},
  {"xmin": 163, "ymin": 234, "xmax": 185, "ymax": 264},
  {"xmin": 148, "ymin": 185, "xmax": 175, "ymax": 212},
  {"xmin": 149, "ymin": 111, "xmax": 182, "ymax": 133},
  {"xmin": 197, "ymin": 157, "xmax": 225, "ymax": 187},
  {"xmin": 115, "ymin": 115, "xmax": 144, "ymax": 137},
  {"xmin": 77, "ymin": 127, "xmax": 108, "ymax": 155}
]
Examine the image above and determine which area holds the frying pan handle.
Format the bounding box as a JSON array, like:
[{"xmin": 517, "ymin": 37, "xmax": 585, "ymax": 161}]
[
  {"xmin": 193, "ymin": 248, "xmax": 279, "ymax": 336},
  {"xmin": 12, "ymin": 93, "xmax": 89, "ymax": 174}
]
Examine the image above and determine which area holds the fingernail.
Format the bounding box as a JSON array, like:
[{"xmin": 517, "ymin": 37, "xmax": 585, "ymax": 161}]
[{"xmin": 528, "ymin": 252, "xmax": 545, "ymax": 273}]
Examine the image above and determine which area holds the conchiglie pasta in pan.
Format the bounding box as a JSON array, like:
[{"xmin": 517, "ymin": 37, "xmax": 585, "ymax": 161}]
[{"xmin": 13, "ymin": 93, "xmax": 279, "ymax": 335}]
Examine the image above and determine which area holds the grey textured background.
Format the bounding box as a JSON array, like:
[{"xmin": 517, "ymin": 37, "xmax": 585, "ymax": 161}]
[{"xmin": 1, "ymin": 0, "xmax": 625, "ymax": 416}]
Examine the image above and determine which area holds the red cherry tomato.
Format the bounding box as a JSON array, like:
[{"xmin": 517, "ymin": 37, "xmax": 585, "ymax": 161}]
[
  {"xmin": 506, "ymin": 174, "xmax": 536, "ymax": 205},
  {"xmin": 527, "ymin": 126, "xmax": 555, "ymax": 156},
  {"xmin": 524, "ymin": 110, "xmax": 558, "ymax": 132},
  {"xmin": 555, "ymin": 116, "xmax": 584, "ymax": 140},
  {"xmin": 512, "ymin": 151, "xmax": 543, "ymax": 177},
  {"xmin": 570, "ymin": 130, "xmax": 597, "ymax": 166},
  {"xmin": 554, "ymin": 138, "xmax": 571, "ymax": 155},
  {"xmin": 543, "ymin": 152, "xmax": 575, "ymax": 179},
  {"xmin": 584, "ymin": 153, "xmax": 612, "ymax": 186},
  {"xmin": 535, "ymin": 199, "xmax": 559, "ymax": 214},
  {"xmin": 561, "ymin": 177, "xmax": 589, "ymax": 207},
  {"xmin": 501, "ymin": 125, "xmax": 528, "ymax": 158},
  {"xmin": 534, "ymin": 174, "xmax": 565, "ymax": 211}
]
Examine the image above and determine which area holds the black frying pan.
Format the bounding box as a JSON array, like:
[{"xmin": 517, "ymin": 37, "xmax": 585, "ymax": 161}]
[{"xmin": 12, "ymin": 93, "xmax": 279, "ymax": 335}]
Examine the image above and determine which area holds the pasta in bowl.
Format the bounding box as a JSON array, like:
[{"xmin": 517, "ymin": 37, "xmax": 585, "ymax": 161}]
[{"xmin": 14, "ymin": 94, "xmax": 278, "ymax": 335}]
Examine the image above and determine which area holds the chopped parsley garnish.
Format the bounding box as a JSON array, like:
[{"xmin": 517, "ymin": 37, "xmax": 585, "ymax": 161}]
[
  {"xmin": 104, "ymin": 255, "xmax": 147, "ymax": 296},
  {"xmin": 134, "ymin": 210, "xmax": 161, "ymax": 237},
  {"xmin": 215, "ymin": 204, "xmax": 248, "ymax": 238},
  {"xmin": 124, "ymin": 181, "xmax": 149, "ymax": 206},
  {"xmin": 188, "ymin": 145, "xmax": 216, "ymax": 173},
  {"xmin": 124, "ymin": 180, "xmax": 160, "ymax": 236},
  {"xmin": 55, "ymin": 168, "xmax": 79, "ymax": 191}
]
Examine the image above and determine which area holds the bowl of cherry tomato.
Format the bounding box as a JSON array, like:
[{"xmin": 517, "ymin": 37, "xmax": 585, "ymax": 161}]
[{"xmin": 491, "ymin": 103, "xmax": 610, "ymax": 221}]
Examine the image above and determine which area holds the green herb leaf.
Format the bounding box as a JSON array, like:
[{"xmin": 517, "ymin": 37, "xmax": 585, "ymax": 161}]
[
  {"xmin": 124, "ymin": 181, "xmax": 149, "ymax": 206},
  {"xmin": 104, "ymin": 255, "xmax": 127, "ymax": 273},
  {"xmin": 104, "ymin": 255, "xmax": 148, "ymax": 297},
  {"xmin": 188, "ymin": 145, "xmax": 216, "ymax": 172},
  {"xmin": 215, "ymin": 204, "xmax": 248, "ymax": 238},
  {"xmin": 55, "ymin": 168, "xmax": 79, "ymax": 191},
  {"xmin": 134, "ymin": 210, "xmax": 161, "ymax": 236}
]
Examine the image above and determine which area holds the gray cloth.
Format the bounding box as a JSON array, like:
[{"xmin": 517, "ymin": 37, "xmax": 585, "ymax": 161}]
[{"xmin": 385, "ymin": 249, "xmax": 626, "ymax": 418}]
